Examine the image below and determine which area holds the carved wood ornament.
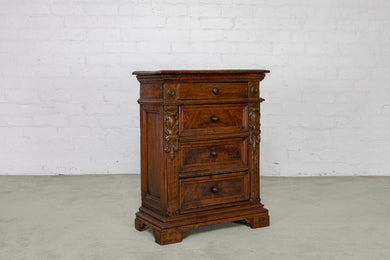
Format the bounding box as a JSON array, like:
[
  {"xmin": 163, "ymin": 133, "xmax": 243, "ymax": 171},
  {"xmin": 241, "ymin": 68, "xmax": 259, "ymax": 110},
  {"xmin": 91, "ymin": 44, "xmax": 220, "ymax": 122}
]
[
  {"xmin": 164, "ymin": 106, "xmax": 179, "ymax": 155},
  {"xmin": 249, "ymin": 103, "xmax": 261, "ymax": 148}
]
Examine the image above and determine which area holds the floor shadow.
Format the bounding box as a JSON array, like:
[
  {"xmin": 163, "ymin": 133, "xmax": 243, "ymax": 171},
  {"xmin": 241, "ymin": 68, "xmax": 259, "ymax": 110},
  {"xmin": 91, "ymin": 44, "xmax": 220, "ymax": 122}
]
[
  {"xmin": 137, "ymin": 220, "xmax": 250, "ymax": 242},
  {"xmin": 185, "ymin": 221, "xmax": 246, "ymax": 237}
]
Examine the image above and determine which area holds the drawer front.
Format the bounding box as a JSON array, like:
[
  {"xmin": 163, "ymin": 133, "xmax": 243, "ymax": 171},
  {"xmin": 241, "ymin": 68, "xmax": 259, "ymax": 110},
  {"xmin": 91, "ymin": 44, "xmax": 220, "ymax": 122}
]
[
  {"xmin": 178, "ymin": 82, "xmax": 247, "ymax": 100},
  {"xmin": 179, "ymin": 172, "xmax": 250, "ymax": 211},
  {"xmin": 179, "ymin": 138, "xmax": 247, "ymax": 174},
  {"xmin": 179, "ymin": 104, "xmax": 248, "ymax": 136}
]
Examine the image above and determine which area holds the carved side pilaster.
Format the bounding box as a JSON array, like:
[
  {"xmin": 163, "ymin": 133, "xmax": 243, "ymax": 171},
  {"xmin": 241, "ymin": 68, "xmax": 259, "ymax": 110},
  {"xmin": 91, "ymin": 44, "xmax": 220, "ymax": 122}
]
[
  {"xmin": 164, "ymin": 105, "xmax": 179, "ymax": 217},
  {"xmin": 249, "ymin": 103, "xmax": 261, "ymax": 148},
  {"xmin": 164, "ymin": 106, "xmax": 179, "ymax": 155},
  {"xmin": 248, "ymin": 102, "xmax": 261, "ymax": 204}
]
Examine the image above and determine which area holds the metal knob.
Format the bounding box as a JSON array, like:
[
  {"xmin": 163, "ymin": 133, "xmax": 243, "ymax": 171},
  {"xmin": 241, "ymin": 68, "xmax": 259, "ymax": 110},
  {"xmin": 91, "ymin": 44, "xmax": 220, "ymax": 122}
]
[
  {"xmin": 210, "ymin": 116, "xmax": 219, "ymax": 122},
  {"xmin": 211, "ymin": 187, "xmax": 218, "ymax": 193},
  {"xmin": 210, "ymin": 151, "xmax": 217, "ymax": 157},
  {"xmin": 212, "ymin": 87, "xmax": 219, "ymax": 95}
]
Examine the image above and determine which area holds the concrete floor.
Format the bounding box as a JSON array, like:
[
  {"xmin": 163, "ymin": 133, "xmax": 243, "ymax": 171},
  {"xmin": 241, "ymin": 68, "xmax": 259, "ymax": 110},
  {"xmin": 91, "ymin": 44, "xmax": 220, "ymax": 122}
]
[{"xmin": 0, "ymin": 175, "xmax": 389, "ymax": 260}]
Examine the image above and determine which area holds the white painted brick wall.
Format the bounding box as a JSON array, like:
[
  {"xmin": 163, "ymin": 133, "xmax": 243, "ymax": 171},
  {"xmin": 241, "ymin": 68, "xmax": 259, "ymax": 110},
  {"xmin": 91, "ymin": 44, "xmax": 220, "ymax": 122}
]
[{"xmin": 0, "ymin": 0, "xmax": 389, "ymax": 176}]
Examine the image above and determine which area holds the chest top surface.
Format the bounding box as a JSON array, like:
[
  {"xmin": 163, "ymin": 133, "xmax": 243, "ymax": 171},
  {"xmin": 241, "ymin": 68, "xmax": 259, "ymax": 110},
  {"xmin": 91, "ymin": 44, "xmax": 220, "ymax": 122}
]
[{"xmin": 132, "ymin": 69, "xmax": 270, "ymax": 75}]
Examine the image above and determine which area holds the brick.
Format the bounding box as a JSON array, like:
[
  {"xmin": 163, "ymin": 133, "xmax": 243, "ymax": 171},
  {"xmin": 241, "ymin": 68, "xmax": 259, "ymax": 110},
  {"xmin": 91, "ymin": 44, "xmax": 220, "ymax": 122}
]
[
  {"xmin": 190, "ymin": 29, "xmax": 223, "ymax": 41},
  {"xmin": 222, "ymin": 30, "xmax": 257, "ymax": 42},
  {"xmin": 84, "ymin": 4, "xmax": 118, "ymax": 15},
  {"xmin": 33, "ymin": 65, "xmax": 71, "ymax": 77},
  {"xmin": 96, "ymin": 16, "xmax": 132, "ymax": 28},
  {"xmin": 291, "ymin": 32, "xmax": 325, "ymax": 43},
  {"xmin": 354, "ymin": 80, "xmax": 387, "ymax": 91},
  {"xmin": 25, "ymin": 16, "xmax": 64, "ymax": 28},
  {"xmin": 166, "ymin": 17, "xmax": 200, "ymax": 28},
  {"xmin": 51, "ymin": 4, "xmax": 84, "ymax": 15},
  {"xmin": 69, "ymin": 64, "xmax": 106, "ymax": 77},
  {"xmin": 37, "ymin": 89, "xmax": 73, "ymax": 102},
  {"xmin": 86, "ymin": 54, "xmax": 121, "ymax": 65},
  {"xmin": 221, "ymin": 54, "xmax": 255, "ymax": 66},
  {"xmin": 0, "ymin": 2, "xmax": 51, "ymax": 14},
  {"xmin": 87, "ymin": 29, "xmax": 120, "ymax": 41},
  {"xmin": 221, "ymin": 6, "xmax": 252, "ymax": 17},
  {"xmin": 52, "ymin": 29, "xmax": 87, "ymax": 41},
  {"xmin": 121, "ymin": 28, "xmax": 190, "ymax": 41},
  {"xmin": 64, "ymin": 16, "xmax": 99, "ymax": 28},
  {"xmin": 103, "ymin": 42, "xmax": 136, "ymax": 53},
  {"xmin": 5, "ymin": 89, "xmax": 40, "ymax": 103},
  {"xmin": 33, "ymin": 115, "xmax": 68, "ymax": 127},
  {"xmin": 339, "ymin": 68, "xmax": 367, "ymax": 80},
  {"xmin": 200, "ymin": 17, "xmax": 233, "ymax": 29},
  {"xmin": 162, "ymin": 5, "xmax": 187, "ymax": 16},
  {"xmin": 189, "ymin": 5, "xmax": 221, "ymax": 17},
  {"xmin": 132, "ymin": 16, "xmax": 166, "ymax": 28},
  {"xmin": 119, "ymin": 4, "xmax": 158, "ymax": 16},
  {"xmin": 69, "ymin": 115, "xmax": 100, "ymax": 127},
  {"xmin": 136, "ymin": 41, "xmax": 171, "ymax": 52},
  {"xmin": 273, "ymin": 43, "xmax": 304, "ymax": 54}
]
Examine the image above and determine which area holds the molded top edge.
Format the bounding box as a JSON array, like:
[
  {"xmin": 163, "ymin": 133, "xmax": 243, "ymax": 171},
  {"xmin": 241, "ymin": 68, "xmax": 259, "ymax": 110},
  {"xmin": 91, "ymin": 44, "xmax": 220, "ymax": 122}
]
[{"xmin": 132, "ymin": 69, "xmax": 270, "ymax": 75}]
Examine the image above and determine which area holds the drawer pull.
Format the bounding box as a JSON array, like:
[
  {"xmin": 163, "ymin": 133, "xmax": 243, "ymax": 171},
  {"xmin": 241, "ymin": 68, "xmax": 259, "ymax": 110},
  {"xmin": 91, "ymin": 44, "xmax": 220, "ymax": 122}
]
[
  {"xmin": 210, "ymin": 116, "xmax": 219, "ymax": 122},
  {"xmin": 212, "ymin": 87, "xmax": 219, "ymax": 95},
  {"xmin": 211, "ymin": 187, "xmax": 218, "ymax": 193},
  {"xmin": 210, "ymin": 151, "xmax": 217, "ymax": 157}
]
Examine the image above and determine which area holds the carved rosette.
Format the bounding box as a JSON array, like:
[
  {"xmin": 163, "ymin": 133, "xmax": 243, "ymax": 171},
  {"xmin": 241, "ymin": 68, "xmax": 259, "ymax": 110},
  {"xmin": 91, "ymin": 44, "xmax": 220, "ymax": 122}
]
[
  {"xmin": 164, "ymin": 106, "xmax": 179, "ymax": 155},
  {"xmin": 165, "ymin": 86, "xmax": 176, "ymax": 101},
  {"xmin": 248, "ymin": 103, "xmax": 261, "ymax": 148},
  {"xmin": 248, "ymin": 81, "xmax": 259, "ymax": 97}
]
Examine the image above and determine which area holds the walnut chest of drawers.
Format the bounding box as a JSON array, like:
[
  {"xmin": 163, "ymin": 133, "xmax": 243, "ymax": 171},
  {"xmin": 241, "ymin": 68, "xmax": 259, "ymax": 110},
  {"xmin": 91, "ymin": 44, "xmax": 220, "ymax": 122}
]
[{"xmin": 133, "ymin": 70, "xmax": 270, "ymax": 245}]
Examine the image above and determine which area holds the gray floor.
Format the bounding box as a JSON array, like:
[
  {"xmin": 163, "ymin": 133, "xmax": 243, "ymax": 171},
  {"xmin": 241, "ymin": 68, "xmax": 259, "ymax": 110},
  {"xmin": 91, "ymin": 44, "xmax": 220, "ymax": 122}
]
[{"xmin": 0, "ymin": 175, "xmax": 389, "ymax": 260}]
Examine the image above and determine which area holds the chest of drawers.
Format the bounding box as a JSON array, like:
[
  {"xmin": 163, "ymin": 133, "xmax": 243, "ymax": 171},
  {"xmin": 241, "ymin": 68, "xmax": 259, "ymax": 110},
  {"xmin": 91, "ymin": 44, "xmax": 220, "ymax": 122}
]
[{"xmin": 133, "ymin": 70, "xmax": 270, "ymax": 245}]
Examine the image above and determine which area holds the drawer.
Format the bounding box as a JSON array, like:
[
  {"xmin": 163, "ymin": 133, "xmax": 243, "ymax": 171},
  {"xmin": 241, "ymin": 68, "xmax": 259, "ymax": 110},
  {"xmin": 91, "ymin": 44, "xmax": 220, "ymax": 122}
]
[
  {"xmin": 179, "ymin": 138, "xmax": 248, "ymax": 175},
  {"xmin": 179, "ymin": 103, "xmax": 248, "ymax": 136},
  {"xmin": 179, "ymin": 172, "xmax": 250, "ymax": 211},
  {"xmin": 178, "ymin": 82, "xmax": 247, "ymax": 100}
]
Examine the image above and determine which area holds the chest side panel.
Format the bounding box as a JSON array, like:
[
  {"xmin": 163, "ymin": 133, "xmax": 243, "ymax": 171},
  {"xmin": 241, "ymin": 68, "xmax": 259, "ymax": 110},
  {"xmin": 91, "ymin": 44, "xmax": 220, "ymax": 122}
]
[{"xmin": 140, "ymin": 104, "xmax": 164, "ymax": 212}]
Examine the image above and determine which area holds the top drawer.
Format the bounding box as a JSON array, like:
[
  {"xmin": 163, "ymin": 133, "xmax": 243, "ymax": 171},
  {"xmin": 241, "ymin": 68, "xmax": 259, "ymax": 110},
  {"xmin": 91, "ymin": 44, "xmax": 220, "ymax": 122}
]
[{"xmin": 178, "ymin": 82, "xmax": 248, "ymax": 100}]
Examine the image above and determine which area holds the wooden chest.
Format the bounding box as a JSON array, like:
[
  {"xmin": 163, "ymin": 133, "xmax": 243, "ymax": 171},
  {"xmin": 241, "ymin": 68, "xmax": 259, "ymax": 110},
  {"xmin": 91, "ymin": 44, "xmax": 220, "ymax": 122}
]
[{"xmin": 133, "ymin": 70, "xmax": 270, "ymax": 245}]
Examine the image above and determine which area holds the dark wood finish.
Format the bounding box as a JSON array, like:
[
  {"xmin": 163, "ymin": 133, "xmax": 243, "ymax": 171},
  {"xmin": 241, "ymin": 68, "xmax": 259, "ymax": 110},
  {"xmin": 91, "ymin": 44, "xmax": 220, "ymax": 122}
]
[
  {"xmin": 179, "ymin": 138, "xmax": 247, "ymax": 175},
  {"xmin": 178, "ymin": 82, "xmax": 247, "ymax": 100},
  {"xmin": 179, "ymin": 171, "xmax": 249, "ymax": 211},
  {"xmin": 179, "ymin": 103, "xmax": 248, "ymax": 137},
  {"xmin": 133, "ymin": 69, "xmax": 269, "ymax": 245}
]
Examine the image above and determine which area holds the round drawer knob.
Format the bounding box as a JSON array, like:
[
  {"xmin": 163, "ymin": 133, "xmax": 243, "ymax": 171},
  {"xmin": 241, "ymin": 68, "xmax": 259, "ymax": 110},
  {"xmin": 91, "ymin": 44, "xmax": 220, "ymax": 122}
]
[
  {"xmin": 212, "ymin": 87, "xmax": 219, "ymax": 95},
  {"xmin": 210, "ymin": 151, "xmax": 217, "ymax": 157},
  {"xmin": 211, "ymin": 187, "xmax": 218, "ymax": 193},
  {"xmin": 210, "ymin": 116, "xmax": 219, "ymax": 122}
]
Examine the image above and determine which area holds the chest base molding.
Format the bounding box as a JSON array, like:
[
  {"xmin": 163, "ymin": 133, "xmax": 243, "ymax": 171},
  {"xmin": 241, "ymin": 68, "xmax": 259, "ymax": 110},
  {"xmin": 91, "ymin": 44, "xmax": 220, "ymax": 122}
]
[{"xmin": 135, "ymin": 204, "xmax": 269, "ymax": 245}]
